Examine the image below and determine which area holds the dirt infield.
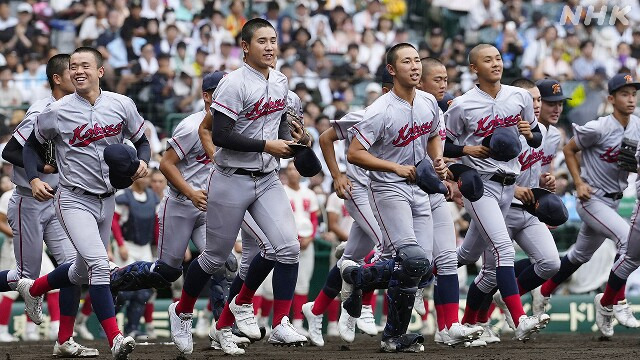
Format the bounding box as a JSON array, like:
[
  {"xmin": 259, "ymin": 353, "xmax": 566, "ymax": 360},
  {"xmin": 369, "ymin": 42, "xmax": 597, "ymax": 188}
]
[{"xmin": 1, "ymin": 333, "xmax": 639, "ymax": 360}]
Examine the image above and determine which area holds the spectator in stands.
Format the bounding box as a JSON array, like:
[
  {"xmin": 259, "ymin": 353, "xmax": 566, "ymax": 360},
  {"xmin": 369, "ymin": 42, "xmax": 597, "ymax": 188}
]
[
  {"xmin": 277, "ymin": 15, "xmax": 294, "ymax": 46},
  {"xmin": 14, "ymin": 53, "xmax": 47, "ymax": 105},
  {"xmin": 96, "ymin": 9, "xmax": 122, "ymax": 48},
  {"xmin": 0, "ymin": 0, "xmax": 17, "ymax": 48},
  {"xmin": 309, "ymin": 15, "xmax": 335, "ymax": 50},
  {"xmin": 150, "ymin": 169, "xmax": 167, "ymax": 198},
  {"xmin": 139, "ymin": 43, "xmax": 159, "ymax": 77},
  {"xmin": 226, "ymin": 0, "xmax": 247, "ymax": 37},
  {"xmin": 210, "ymin": 10, "xmax": 231, "ymax": 54},
  {"xmin": 467, "ymin": 0, "xmax": 504, "ymax": 31},
  {"xmin": 293, "ymin": 0, "xmax": 312, "ymax": 31},
  {"xmin": 122, "ymin": 0, "xmax": 147, "ymax": 38},
  {"xmin": 171, "ymin": 41, "xmax": 192, "ymax": 75},
  {"xmin": 353, "ymin": 0, "xmax": 381, "ymax": 33},
  {"xmin": 535, "ymin": 41, "xmax": 573, "ymax": 81},
  {"xmin": 358, "ymin": 28, "xmax": 385, "ymax": 73},
  {"xmin": 573, "ymin": 40, "xmax": 603, "ymax": 81},
  {"xmin": 264, "ymin": 1, "xmax": 280, "ymax": 28},
  {"xmin": 149, "ymin": 53, "xmax": 174, "ymax": 116},
  {"xmin": 502, "ymin": 0, "xmax": 527, "ymax": 28},
  {"xmin": 78, "ymin": 0, "xmax": 109, "ymax": 46},
  {"xmin": 521, "ymin": 24, "xmax": 558, "ymax": 78},
  {"xmin": 376, "ymin": 15, "xmax": 396, "ymax": 46},
  {"xmin": 160, "ymin": 24, "xmax": 181, "ymax": 55},
  {"xmin": 318, "ymin": 66, "xmax": 352, "ymax": 106},
  {"xmin": 496, "ymin": 21, "xmax": 525, "ymax": 79},
  {"xmin": 141, "ymin": 0, "xmax": 164, "ymax": 20},
  {"xmin": 5, "ymin": 3, "xmax": 36, "ymax": 59},
  {"xmin": 425, "ymin": 27, "xmax": 446, "ymax": 60},
  {"xmin": 307, "ymin": 40, "xmax": 333, "ymax": 79},
  {"xmin": 605, "ymin": 42, "xmax": 638, "ymax": 78},
  {"xmin": 145, "ymin": 18, "xmax": 162, "ymax": 53},
  {"xmin": 344, "ymin": 43, "xmax": 370, "ymax": 81}
]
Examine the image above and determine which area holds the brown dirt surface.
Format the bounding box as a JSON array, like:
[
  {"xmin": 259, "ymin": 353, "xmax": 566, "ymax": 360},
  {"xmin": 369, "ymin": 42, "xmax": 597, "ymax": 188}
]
[{"xmin": 1, "ymin": 333, "xmax": 639, "ymax": 359}]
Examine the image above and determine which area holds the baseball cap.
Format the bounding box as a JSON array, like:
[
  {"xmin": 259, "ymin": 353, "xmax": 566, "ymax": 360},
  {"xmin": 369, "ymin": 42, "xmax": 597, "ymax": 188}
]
[
  {"xmin": 291, "ymin": 145, "xmax": 322, "ymax": 177},
  {"xmin": 523, "ymin": 188, "xmax": 569, "ymax": 227},
  {"xmin": 381, "ymin": 67, "xmax": 393, "ymax": 85},
  {"xmin": 104, "ymin": 144, "xmax": 140, "ymax": 189},
  {"xmin": 448, "ymin": 164, "xmax": 484, "ymax": 202},
  {"xmin": 415, "ymin": 159, "xmax": 447, "ymax": 195},
  {"xmin": 202, "ymin": 71, "xmax": 226, "ymax": 92},
  {"xmin": 17, "ymin": 3, "xmax": 32, "ymax": 13},
  {"xmin": 366, "ymin": 82, "xmax": 382, "ymax": 95},
  {"xmin": 482, "ymin": 127, "xmax": 522, "ymax": 162},
  {"xmin": 536, "ymin": 78, "xmax": 572, "ymax": 101},
  {"xmin": 608, "ymin": 73, "xmax": 640, "ymax": 94},
  {"xmin": 431, "ymin": 27, "xmax": 443, "ymax": 36}
]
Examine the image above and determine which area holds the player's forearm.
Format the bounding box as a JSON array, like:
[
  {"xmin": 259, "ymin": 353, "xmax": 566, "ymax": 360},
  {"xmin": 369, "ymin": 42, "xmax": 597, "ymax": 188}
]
[
  {"xmin": 23, "ymin": 132, "xmax": 47, "ymax": 182},
  {"xmin": 427, "ymin": 136, "xmax": 444, "ymax": 161},
  {"xmin": 563, "ymin": 141, "xmax": 583, "ymax": 185},
  {"xmin": 159, "ymin": 161, "xmax": 197, "ymax": 198},
  {"xmin": 0, "ymin": 214, "xmax": 12, "ymax": 237},
  {"xmin": 443, "ymin": 137, "xmax": 464, "ymax": 158},
  {"xmin": 199, "ymin": 116, "xmax": 216, "ymax": 160},
  {"xmin": 347, "ymin": 148, "xmax": 397, "ymax": 173},
  {"xmin": 2, "ymin": 136, "xmax": 25, "ymax": 168},
  {"xmin": 319, "ymin": 128, "xmax": 342, "ymax": 179},
  {"xmin": 526, "ymin": 124, "xmax": 543, "ymax": 148},
  {"xmin": 133, "ymin": 134, "xmax": 151, "ymax": 164},
  {"xmin": 212, "ymin": 110, "xmax": 266, "ymax": 152}
]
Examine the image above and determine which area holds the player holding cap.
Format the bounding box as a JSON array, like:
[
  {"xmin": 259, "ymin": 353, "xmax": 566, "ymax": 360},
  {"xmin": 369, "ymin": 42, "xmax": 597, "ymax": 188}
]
[
  {"xmin": 445, "ymin": 44, "xmax": 549, "ymax": 341},
  {"xmin": 168, "ymin": 18, "xmax": 309, "ymax": 355},
  {"xmin": 346, "ymin": 43, "xmax": 446, "ymax": 352},
  {"xmin": 17, "ymin": 47, "xmax": 150, "ymax": 359},
  {"xmin": 0, "ymin": 54, "xmax": 98, "ymax": 357},
  {"xmin": 533, "ymin": 73, "xmax": 640, "ymax": 337}
]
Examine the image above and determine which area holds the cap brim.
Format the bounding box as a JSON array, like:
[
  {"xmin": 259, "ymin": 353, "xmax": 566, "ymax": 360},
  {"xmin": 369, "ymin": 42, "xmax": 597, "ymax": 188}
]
[
  {"xmin": 288, "ymin": 143, "xmax": 310, "ymax": 154},
  {"xmin": 542, "ymin": 95, "xmax": 572, "ymax": 101},
  {"xmin": 448, "ymin": 163, "xmax": 474, "ymax": 180},
  {"xmin": 610, "ymin": 82, "xmax": 640, "ymax": 94}
]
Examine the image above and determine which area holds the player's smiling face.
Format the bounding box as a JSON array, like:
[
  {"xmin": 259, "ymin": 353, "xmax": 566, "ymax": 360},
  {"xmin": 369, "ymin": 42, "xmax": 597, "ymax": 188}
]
[
  {"xmin": 472, "ymin": 47, "xmax": 503, "ymax": 83},
  {"xmin": 69, "ymin": 52, "xmax": 104, "ymax": 93},
  {"xmin": 388, "ymin": 47, "xmax": 421, "ymax": 89},
  {"xmin": 244, "ymin": 26, "xmax": 278, "ymax": 71}
]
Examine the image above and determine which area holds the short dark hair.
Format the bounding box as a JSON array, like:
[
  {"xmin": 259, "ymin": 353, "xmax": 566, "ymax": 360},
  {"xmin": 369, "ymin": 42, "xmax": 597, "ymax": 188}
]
[
  {"xmin": 46, "ymin": 53, "xmax": 70, "ymax": 89},
  {"xmin": 580, "ymin": 39, "xmax": 594, "ymax": 50},
  {"xmin": 468, "ymin": 43, "xmax": 496, "ymax": 65},
  {"xmin": 385, "ymin": 42, "xmax": 416, "ymax": 67},
  {"xmin": 241, "ymin": 18, "xmax": 276, "ymax": 44},
  {"xmin": 510, "ymin": 78, "xmax": 536, "ymax": 89},
  {"xmin": 73, "ymin": 47, "xmax": 104, "ymax": 68},
  {"xmin": 420, "ymin": 57, "xmax": 444, "ymax": 75}
]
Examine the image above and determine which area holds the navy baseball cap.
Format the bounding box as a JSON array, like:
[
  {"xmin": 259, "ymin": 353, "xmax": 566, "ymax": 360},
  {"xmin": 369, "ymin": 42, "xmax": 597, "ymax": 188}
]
[
  {"xmin": 437, "ymin": 92, "xmax": 455, "ymax": 113},
  {"xmin": 202, "ymin": 71, "xmax": 226, "ymax": 92},
  {"xmin": 290, "ymin": 144, "xmax": 322, "ymax": 177},
  {"xmin": 381, "ymin": 67, "xmax": 393, "ymax": 85},
  {"xmin": 608, "ymin": 73, "xmax": 640, "ymax": 94},
  {"xmin": 481, "ymin": 127, "xmax": 522, "ymax": 162},
  {"xmin": 416, "ymin": 159, "xmax": 447, "ymax": 195},
  {"xmin": 448, "ymin": 163, "xmax": 484, "ymax": 202},
  {"xmin": 523, "ymin": 188, "xmax": 569, "ymax": 227},
  {"xmin": 104, "ymin": 144, "xmax": 140, "ymax": 189},
  {"xmin": 536, "ymin": 78, "xmax": 572, "ymax": 101}
]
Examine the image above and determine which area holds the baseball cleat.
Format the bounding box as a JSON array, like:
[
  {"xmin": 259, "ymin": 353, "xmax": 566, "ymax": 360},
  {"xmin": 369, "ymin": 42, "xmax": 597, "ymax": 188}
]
[
  {"xmin": 513, "ymin": 314, "xmax": 549, "ymax": 341},
  {"xmin": 16, "ymin": 279, "xmax": 44, "ymax": 325},
  {"xmin": 478, "ymin": 322, "xmax": 501, "ymax": 343},
  {"xmin": 446, "ymin": 322, "xmax": 483, "ymax": 346},
  {"xmin": 302, "ymin": 302, "xmax": 324, "ymax": 346},
  {"xmin": 168, "ymin": 302, "xmax": 193, "ymax": 354},
  {"xmin": 613, "ymin": 299, "xmax": 640, "ymax": 328},
  {"xmin": 493, "ymin": 291, "xmax": 516, "ymax": 331},
  {"xmin": 194, "ymin": 309, "xmax": 211, "ymax": 338},
  {"xmin": 380, "ymin": 334, "xmax": 424, "ymax": 352},
  {"xmin": 464, "ymin": 339, "xmax": 488, "ymax": 348},
  {"xmin": 434, "ymin": 329, "xmax": 445, "ymax": 344},
  {"xmin": 338, "ymin": 307, "xmax": 357, "ymax": 342},
  {"xmin": 229, "ymin": 295, "xmax": 262, "ymax": 340},
  {"xmin": 268, "ymin": 316, "xmax": 307, "ymax": 346},
  {"xmin": 413, "ymin": 288, "xmax": 426, "ymax": 316},
  {"xmin": 356, "ymin": 305, "xmax": 378, "ymax": 336},
  {"xmin": 595, "ymin": 293, "xmax": 614, "ymax": 337},
  {"xmin": 53, "ymin": 337, "xmax": 99, "ymax": 358},
  {"xmin": 210, "ymin": 327, "xmax": 246, "ymax": 355},
  {"xmin": 531, "ymin": 287, "xmax": 550, "ymax": 316},
  {"xmin": 110, "ymin": 334, "xmax": 135, "ymax": 360},
  {"xmin": 326, "ymin": 321, "xmax": 339, "ymax": 337}
]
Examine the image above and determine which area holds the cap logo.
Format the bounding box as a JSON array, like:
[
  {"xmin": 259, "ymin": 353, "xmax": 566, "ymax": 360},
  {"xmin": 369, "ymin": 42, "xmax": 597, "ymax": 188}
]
[
  {"xmin": 552, "ymin": 83, "xmax": 561, "ymax": 94},
  {"xmin": 625, "ymin": 75, "xmax": 634, "ymax": 83}
]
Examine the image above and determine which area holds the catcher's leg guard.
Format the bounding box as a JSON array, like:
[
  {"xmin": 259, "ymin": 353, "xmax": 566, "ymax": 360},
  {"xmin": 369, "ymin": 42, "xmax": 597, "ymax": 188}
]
[{"xmin": 110, "ymin": 260, "xmax": 182, "ymax": 292}]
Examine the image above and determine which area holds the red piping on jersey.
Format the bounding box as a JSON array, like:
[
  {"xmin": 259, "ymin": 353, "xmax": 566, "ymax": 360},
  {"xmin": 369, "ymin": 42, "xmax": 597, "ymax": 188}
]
[
  {"xmin": 213, "ymin": 101, "xmax": 239, "ymax": 115},
  {"xmin": 369, "ymin": 190, "xmax": 396, "ymax": 253},
  {"xmin": 613, "ymin": 210, "xmax": 639, "ymax": 274},
  {"xmin": 351, "ymin": 126, "xmax": 371, "ymax": 147},
  {"xmin": 129, "ymin": 121, "xmax": 145, "ymax": 141},
  {"xmin": 334, "ymin": 123, "xmax": 346, "ymax": 140},
  {"xmin": 158, "ymin": 197, "xmax": 169, "ymax": 260},
  {"xmin": 242, "ymin": 219, "xmax": 267, "ymax": 255},
  {"xmin": 469, "ymin": 201, "xmax": 500, "ymax": 265},
  {"xmin": 171, "ymin": 138, "xmax": 187, "ymax": 158},
  {"xmin": 350, "ymin": 197, "xmax": 382, "ymax": 250},
  {"xmin": 15, "ymin": 130, "xmax": 27, "ymax": 142},
  {"xmin": 580, "ymin": 201, "xmax": 623, "ymax": 247},
  {"xmin": 18, "ymin": 197, "xmax": 23, "ymax": 278}
]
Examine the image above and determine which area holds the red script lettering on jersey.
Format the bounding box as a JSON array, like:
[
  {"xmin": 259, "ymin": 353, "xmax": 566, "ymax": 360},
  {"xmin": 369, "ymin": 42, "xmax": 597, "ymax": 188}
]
[
  {"xmin": 246, "ymin": 97, "xmax": 286, "ymax": 121},
  {"xmin": 599, "ymin": 146, "xmax": 620, "ymax": 163},
  {"xmin": 392, "ymin": 121, "xmax": 434, "ymax": 147},
  {"xmin": 474, "ymin": 114, "xmax": 522, "ymax": 137},
  {"xmin": 196, "ymin": 153, "xmax": 212, "ymax": 165},
  {"xmin": 69, "ymin": 122, "xmax": 124, "ymax": 147},
  {"xmin": 519, "ymin": 148, "xmax": 545, "ymax": 171}
]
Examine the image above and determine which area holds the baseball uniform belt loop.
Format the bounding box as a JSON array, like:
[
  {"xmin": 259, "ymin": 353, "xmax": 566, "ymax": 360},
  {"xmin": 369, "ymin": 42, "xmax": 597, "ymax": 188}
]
[
  {"xmin": 489, "ymin": 173, "xmax": 516, "ymax": 186},
  {"xmin": 604, "ymin": 192, "xmax": 624, "ymax": 201},
  {"xmin": 234, "ymin": 169, "xmax": 272, "ymax": 178},
  {"xmin": 70, "ymin": 186, "xmax": 115, "ymax": 199}
]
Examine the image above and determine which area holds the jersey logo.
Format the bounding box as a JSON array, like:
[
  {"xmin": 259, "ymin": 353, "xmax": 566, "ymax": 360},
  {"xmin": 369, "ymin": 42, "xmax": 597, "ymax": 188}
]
[
  {"xmin": 439, "ymin": 128, "xmax": 446, "ymax": 141},
  {"xmin": 246, "ymin": 97, "xmax": 286, "ymax": 121},
  {"xmin": 519, "ymin": 148, "xmax": 545, "ymax": 171},
  {"xmin": 69, "ymin": 122, "xmax": 124, "ymax": 147},
  {"xmin": 541, "ymin": 153, "xmax": 554, "ymax": 166},
  {"xmin": 474, "ymin": 114, "xmax": 522, "ymax": 137},
  {"xmin": 196, "ymin": 153, "xmax": 212, "ymax": 165},
  {"xmin": 600, "ymin": 146, "xmax": 620, "ymax": 163},
  {"xmin": 392, "ymin": 121, "xmax": 434, "ymax": 147}
]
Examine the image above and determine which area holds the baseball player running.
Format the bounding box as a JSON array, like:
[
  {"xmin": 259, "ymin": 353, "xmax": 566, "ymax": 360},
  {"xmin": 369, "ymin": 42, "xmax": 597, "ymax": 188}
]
[
  {"xmin": 445, "ymin": 44, "xmax": 549, "ymax": 341},
  {"xmin": 169, "ymin": 19, "xmax": 309, "ymax": 355},
  {"xmin": 536, "ymin": 73, "xmax": 640, "ymax": 338},
  {"xmin": 346, "ymin": 43, "xmax": 446, "ymax": 352},
  {"xmin": 17, "ymin": 47, "xmax": 150, "ymax": 360},
  {"xmin": 416, "ymin": 57, "xmax": 484, "ymax": 346},
  {"xmin": 471, "ymin": 78, "xmax": 565, "ymax": 333},
  {"xmin": 0, "ymin": 54, "xmax": 98, "ymax": 357}
]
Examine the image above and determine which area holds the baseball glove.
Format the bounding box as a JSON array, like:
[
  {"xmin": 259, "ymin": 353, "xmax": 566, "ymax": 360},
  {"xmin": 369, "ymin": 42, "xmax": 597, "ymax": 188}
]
[
  {"xmin": 37, "ymin": 140, "xmax": 57, "ymax": 168},
  {"xmin": 286, "ymin": 106, "xmax": 304, "ymax": 130},
  {"xmin": 618, "ymin": 137, "xmax": 638, "ymax": 173}
]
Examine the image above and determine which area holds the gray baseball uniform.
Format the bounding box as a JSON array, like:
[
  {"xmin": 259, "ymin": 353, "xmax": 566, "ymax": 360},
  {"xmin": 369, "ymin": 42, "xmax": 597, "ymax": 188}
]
[
  {"xmin": 5, "ymin": 96, "xmax": 76, "ymax": 287},
  {"xmin": 447, "ymin": 85, "xmax": 536, "ymax": 270},
  {"xmin": 330, "ymin": 111, "xmax": 384, "ymax": 268},
  {"xmin": 566, "ymin": 114, "xmax": 640, "ymax": 265},
  {"xmin": 198, "ymin": 63, "xmax": 298, "ymax": 275},
  {"xmin": 34, "ymin": 91, "xmax": 146, "ymax": 285},
  {"xmin": 349, "ymin": 90, "xmax": 440, "ymax": 259}
]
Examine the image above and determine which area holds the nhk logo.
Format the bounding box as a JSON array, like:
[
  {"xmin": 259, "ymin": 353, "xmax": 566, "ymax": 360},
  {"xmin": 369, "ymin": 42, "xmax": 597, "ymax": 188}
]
[{"xmin": 560, "ymin": 5, "xmax": 631, "ymax": 26}]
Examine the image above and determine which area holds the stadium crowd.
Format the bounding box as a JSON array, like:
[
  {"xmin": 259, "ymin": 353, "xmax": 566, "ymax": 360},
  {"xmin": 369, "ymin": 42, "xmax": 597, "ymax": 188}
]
[{"xmin": 0, "ymin": 0, "xmax": 638, "ymax": 343}]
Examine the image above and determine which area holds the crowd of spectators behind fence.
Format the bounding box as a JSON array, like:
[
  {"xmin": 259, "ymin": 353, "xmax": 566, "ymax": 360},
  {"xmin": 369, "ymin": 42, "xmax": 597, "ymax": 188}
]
[{"xmin": 1, "ymin": 0, "xmax": 640, "ymax": 295}]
